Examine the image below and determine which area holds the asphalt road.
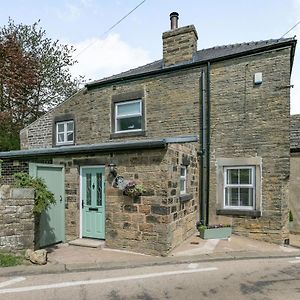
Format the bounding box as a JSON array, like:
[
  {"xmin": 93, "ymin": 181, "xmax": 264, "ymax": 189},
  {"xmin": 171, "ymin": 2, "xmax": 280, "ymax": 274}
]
[{"xmin": 0, "ymin": 257, "xmax": 299, "ymax": 300}]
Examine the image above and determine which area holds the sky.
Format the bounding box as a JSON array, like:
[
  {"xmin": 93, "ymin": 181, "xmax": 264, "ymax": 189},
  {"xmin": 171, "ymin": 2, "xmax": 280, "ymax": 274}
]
[{"xmin": 1, "ymin": 0, "xmax": 300, "ymax": 114}]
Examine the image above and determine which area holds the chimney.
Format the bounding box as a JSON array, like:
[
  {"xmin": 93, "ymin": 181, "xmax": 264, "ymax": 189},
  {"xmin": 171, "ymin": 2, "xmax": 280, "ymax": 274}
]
[
  {"xmin": 162, "ymin": 12, "xmax": 198, "ymax": 67},
  {"xmin": 170, "ymin": 12, "xmax": 179, "ymax": 30}
]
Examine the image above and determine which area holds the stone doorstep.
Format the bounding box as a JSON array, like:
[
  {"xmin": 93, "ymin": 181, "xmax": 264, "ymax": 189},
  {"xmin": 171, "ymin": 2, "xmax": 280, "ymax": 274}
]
[{"xmin": 68, "ymin": 238, "xmax": 105, "ymax": 248}]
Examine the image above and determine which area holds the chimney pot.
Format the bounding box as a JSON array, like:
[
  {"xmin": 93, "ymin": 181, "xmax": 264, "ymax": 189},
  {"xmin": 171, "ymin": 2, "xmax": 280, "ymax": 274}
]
[{"xmin": 170, "ymin": 12, "xmax": 179, "ymax": 30}]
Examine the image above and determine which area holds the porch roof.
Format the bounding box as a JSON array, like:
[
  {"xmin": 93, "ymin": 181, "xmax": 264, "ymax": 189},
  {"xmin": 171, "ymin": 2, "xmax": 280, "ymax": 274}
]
[{"xmin": 0, "ymin": 135, "xmax": 198, "ymax": 159}]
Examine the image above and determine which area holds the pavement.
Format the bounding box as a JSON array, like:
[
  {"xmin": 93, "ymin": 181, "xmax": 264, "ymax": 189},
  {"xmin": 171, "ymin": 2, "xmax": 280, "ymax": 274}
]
[{"xmin": 1, "ymin": 233, "xmax": 300, "ymax": 277}]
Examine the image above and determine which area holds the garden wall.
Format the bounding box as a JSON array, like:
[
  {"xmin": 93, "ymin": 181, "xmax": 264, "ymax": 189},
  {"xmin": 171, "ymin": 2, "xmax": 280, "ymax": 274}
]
[{"xmin": 0, "ymin": 185, "xmax": 35, "ymax": 252}]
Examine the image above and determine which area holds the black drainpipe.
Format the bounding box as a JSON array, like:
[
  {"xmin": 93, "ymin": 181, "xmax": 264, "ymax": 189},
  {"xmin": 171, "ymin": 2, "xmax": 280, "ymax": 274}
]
[
  {"xmin": 206, "ymin": 62, "xmax": 211, "ymax": 226},
  {"xmin": 199, "ymin": 62, "xmax": 211, "ymax": 226}
]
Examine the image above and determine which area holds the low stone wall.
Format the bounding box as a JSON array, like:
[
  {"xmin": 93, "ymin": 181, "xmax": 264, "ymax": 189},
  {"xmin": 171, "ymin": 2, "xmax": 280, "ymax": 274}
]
[{"xmin": 0, "ymin": 185, "xmax": 35, "ymax": 252}]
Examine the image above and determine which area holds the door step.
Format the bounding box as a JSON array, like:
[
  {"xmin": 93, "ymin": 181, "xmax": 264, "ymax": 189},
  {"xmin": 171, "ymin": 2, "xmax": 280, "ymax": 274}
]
[{"xmin": 68, "ymin": 238, "xmax": 105, "ymax": 248}]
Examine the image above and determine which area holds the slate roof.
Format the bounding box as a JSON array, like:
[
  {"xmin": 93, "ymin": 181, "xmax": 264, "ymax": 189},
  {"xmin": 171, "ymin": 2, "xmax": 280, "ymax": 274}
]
[
  {"xmin": 0, "ymin": 136, "xmax": 198, "ymax": 159},
  {"xmin": 86, "ymin": 37, "xmax": 296, "ymax": 88},
  {"xmin": 291, "ymin": 114, "xmax": 300, "ymax": 150}
]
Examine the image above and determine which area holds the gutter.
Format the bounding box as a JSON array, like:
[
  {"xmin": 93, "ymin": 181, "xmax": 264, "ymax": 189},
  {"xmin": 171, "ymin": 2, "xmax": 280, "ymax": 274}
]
[
  {"xmin": 0, "ymin": 139, "xmax": 167, "ymax": 159},
  {"xmin": 86, "ymin": 40, "xmax": 296, "ymax": 90},
  {"xmin": 0, "ymin": 136, "xmax": 198, "ymax": 159},
  {"xmin": 291, "ymin": 148, "xmax": 300, "ymax": 153}
]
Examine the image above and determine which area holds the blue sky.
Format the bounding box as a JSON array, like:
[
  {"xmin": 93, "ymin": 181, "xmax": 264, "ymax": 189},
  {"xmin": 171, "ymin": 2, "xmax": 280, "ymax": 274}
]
[{"xmin": 1, "ymin": 0, "xmax": 300, "ymax": 113}]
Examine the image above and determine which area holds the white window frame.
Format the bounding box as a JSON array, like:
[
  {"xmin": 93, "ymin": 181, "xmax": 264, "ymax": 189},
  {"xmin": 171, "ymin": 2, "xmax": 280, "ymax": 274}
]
[
  {"xmin": 115, "ymin": 99, "xmax": 142, "ymax": 133},
  {"xmin": 180, "ymin": 166, "xmax": 187, "ymax": 195},
  {"xmin": 223, "ymin": 166, "xmax": 255, "ymax": 210},
  {"xmin": 56, "ymin": 120, "xmax": 74, "ymax": 145}
]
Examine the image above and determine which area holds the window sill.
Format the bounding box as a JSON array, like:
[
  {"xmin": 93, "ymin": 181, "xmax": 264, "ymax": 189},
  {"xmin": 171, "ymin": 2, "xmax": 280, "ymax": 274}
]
[
  {"xmin": 54, "ymin": 142, "xmax": 75, "ymax": 147},
  {"xmin": 110, "ymin": 130, "xmax": 146, "ymax": 139},
  {"xmin": 216, "ymin": 209, "xmax": 261, "ymax": 217},
  {"xmin": 179, "ymin": 194, "xmax": 193, "ymax": 202}
]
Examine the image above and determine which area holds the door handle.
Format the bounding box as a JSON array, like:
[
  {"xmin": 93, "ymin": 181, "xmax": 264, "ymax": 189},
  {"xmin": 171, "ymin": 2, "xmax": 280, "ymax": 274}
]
[
  {"xmin": 82, "ymin": 200, "xmax": 84, "ymax": 208},
  {"xmin": 60, "ymin": 196, "xmax": 63, "ymax": 202}
]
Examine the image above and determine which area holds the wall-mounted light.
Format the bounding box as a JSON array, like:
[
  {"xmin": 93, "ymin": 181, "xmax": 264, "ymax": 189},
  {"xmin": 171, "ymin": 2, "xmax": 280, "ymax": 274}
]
[
  {"xmin": 254, "ymin": 72, "xmax": 263, "ymax": 85},
  {"xmin": 108, "ymin": 163, "xmax": 117, "ymax": 177}
]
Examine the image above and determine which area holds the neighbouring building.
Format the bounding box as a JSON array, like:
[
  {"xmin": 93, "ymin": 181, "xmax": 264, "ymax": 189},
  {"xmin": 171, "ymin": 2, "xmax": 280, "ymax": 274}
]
[
  {"xmin": 0, "ymin": 13, "xmax": 297, "ymax": 255},
  {"xmin": 290, "ymin": 114, "xmax": 300, "ymax": 234}
]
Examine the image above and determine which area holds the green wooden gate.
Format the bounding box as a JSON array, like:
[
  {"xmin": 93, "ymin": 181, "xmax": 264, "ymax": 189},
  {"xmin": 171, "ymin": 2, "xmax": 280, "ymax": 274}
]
[
  {"xmin": 29, "ymin": 163, "xmax": 65, "ymax": 248},
  {"xmin": 81, "ymin": 167, "xmax": 105, "ymax": 239}
]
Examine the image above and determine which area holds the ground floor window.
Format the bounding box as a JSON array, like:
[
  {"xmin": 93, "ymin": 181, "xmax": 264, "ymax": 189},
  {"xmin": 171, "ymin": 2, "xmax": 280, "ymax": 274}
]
[
  {"xmin": 216, "ymin": 157, "xmax": 262, "ymax": 217},
  {"xmin": 224, "ymin": 166, "xmax": 255, "ymax": 209}
]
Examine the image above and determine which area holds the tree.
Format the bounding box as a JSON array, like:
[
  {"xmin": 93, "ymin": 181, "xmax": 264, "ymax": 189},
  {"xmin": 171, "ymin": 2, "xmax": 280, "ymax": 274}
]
[{"xmin": 0, "ymin": 18, "xmax": 83, "ymax": 150}]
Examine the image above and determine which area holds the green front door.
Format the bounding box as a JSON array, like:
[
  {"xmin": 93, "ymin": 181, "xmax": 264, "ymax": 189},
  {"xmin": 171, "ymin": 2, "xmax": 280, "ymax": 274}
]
[
  {"xmin": 82, "ymin": 167, "xmax": 105, "ymax": 239},
  {"xmin": 29, "ymin": 164, "xmax": 65, "ymax": 248}
]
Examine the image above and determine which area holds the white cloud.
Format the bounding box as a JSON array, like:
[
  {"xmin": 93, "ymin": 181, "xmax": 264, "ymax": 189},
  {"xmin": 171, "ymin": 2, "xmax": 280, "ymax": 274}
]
[
  {"xmin": 70, "ymin": 33, "xmax": 152, "ymax": 82},
  {"xmin": 56, "ymin": 2, "xmax": 81, "ymax": 21},
  {"xmin": 291, "ymin": 0, "xmax": 300, "ymax": 115}
]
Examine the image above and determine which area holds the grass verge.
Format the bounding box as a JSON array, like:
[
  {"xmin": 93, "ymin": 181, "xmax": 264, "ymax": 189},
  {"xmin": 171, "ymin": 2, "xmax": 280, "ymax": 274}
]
[{"xmin": 0, "ymin": 252, "xmax": 25, "ymax": 267}]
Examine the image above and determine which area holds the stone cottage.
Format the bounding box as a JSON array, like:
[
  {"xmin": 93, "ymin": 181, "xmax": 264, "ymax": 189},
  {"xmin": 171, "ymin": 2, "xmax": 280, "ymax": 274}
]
[{"xmin": 0, "ymin": 13, "xmax": 297, "ymax": 255}]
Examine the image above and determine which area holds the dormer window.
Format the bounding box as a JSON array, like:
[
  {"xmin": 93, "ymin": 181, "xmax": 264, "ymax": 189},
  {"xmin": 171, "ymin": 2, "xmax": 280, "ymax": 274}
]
[
  {"xmin": 56, "ymin": 120, "xmax": 74, "ymax": 145},
  {"xmin": 115, "ymin": 100, "xmax": 142, "ymax": 133}
]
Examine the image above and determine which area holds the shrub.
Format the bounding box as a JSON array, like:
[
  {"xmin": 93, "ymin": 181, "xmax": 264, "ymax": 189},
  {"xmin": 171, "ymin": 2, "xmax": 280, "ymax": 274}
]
[{"xmin": 13, "ymin": 172, "xmax": 55, "ymax": 215}]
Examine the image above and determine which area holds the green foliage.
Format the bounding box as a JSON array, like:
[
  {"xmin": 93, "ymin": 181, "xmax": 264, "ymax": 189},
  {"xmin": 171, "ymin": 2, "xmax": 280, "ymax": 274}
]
[
  {"xmin": 0, "ymin": 18, "xmax": 84, "ymax": 151},
  {"xmin": 14, "ymin": 172, "xmax": 55, "ymax": 215},
  {"xmin": 0, "ymin": 252, "xmax": 25, "ymax": 267}
]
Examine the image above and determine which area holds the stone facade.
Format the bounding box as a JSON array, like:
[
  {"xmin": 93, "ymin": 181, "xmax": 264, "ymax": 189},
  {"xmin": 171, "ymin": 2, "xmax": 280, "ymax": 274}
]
[
  {"xmin": 20, "ymin": 68, "xmax": 202, "ymax": 149},
  {"xmin": 0, "ymin": 15, "xmax": 295, "ymax": 253},
  {"xmin": 0, "ymin": 186, "xmax": 35, "ymax": 251},
  {"xmin": 51, "ymin": 142, "xmax": 198, "ymax": 256},
  {"xmin": 209, "ymin": 48, "xmax": 292, "ymax": 244}
]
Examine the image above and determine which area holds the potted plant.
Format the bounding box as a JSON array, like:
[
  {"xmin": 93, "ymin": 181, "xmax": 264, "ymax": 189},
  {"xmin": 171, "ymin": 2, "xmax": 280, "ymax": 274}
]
[
  {"xmin": 123, "ymin": 180, "xmax": 146, "ymax": 197},
  {"xmin": 196, "ymin": 222, "xmax": 232, "ymax": 240}
]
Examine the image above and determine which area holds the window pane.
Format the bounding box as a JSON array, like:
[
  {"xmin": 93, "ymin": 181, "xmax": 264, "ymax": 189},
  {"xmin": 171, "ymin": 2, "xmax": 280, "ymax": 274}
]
[
  {"xmin": 227, "ymin": 169, "xmax": 238, "ymax": 184},
  {"xmin": 96, "ymin": 173, "xmax": 102, "ymax": 206},
  {"xmin": 58, "ymin": 133, "xmax": 64, "ymax": 142},
  {"xmin": 226, "ymin": 187, "xmax": 239, "ymax": 206},
  {"xmin": 86, "ymin": 174, "xmax": 92, "ymax": 206},
  {"xmin": 67, "ymin": 121, "xmax": 74, "ymax": 131},
  {"xmin": 180, "ymin": 167, "xmax": 186, "ymax": 177},
  {"xmin": 240, "ymin": 168, "xmax": 251, "ymax": 184},
  {"xmin": 57, "ymin": 123, "xmax": 64, "ymax": 133},
  {"xmin": 240, "ymin": 188, "xmax": 253, "ymax": 207},
  {"xmin": 117, "ymin": 101, "xmax": 141, "ymax": 116},
  {"xmin": 180, "ymin": 179, "xmax": 185, "ymax": 192},
  {"xmin": 117, "ymin": 116, "xmax": 142, "ymax": 131},
  {"xmin": 67, "ymin": 132, "xmax": 73, "ymax": 142}
]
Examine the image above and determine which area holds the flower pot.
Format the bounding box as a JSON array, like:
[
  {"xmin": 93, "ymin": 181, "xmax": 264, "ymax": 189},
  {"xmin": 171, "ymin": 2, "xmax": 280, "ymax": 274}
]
[{"xmin": 199, "ymin": 227, "xmax": 232, "ymax": 240}]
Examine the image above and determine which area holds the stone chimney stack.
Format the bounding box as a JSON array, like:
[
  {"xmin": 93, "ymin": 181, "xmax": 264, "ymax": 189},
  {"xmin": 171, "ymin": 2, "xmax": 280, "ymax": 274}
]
[{"xmin": 163, "ymin": 12, "xmax": 198, "ymax": 67}]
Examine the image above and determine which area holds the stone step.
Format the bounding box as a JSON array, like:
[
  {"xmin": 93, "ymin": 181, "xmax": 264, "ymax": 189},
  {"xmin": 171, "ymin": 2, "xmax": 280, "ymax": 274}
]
[{"xmin": 68, "ymin": 238, "xmax": 105, "ymax": 248}]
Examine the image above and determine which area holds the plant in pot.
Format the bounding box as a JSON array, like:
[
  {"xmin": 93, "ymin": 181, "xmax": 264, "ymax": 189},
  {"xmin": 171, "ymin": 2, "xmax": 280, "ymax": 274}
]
[
  {"xmin": 196, "ymin": 222, "xmax": 232, "ymax": 240},
  {"xmin": 123, "ymin": 180, "xmax": 146, "ymax": 198}
]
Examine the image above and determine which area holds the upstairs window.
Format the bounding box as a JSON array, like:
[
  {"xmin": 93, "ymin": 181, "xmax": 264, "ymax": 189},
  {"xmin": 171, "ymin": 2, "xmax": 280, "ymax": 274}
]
[
  {"xmin": 56, "ymin": 120, "xmax": 74, "ymax": 145},
  {"xmin": 115, "ymin": 100, "xmax": 142, "ymax": 133},
  {"xmin": 224, "ymin": 166, "xmax": 255, "ymax": 209}
]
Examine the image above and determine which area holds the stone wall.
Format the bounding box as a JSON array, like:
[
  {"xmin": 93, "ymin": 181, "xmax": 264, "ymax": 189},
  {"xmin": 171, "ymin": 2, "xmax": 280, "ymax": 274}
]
[
  {"xmin": 20, "ymin": 68, "xmax": 202, "ymax": 149},
  {"xmin": 162, "ymin": 25, "xmax": 198, "ymax": 67},
  {"xmin": 0, "ymin": 186, "xmax": 35, "ymax": 251},
  {"xmin": 209, "ymin": 48, "xmax": 291, "ymax": 244},
  {"xmin": 53, "ymin": 142, "xmax": 198, "ymax": 256},
  {"xmin": 0, "ymin": 160, "xmax": 29, "ymax": 185}
]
